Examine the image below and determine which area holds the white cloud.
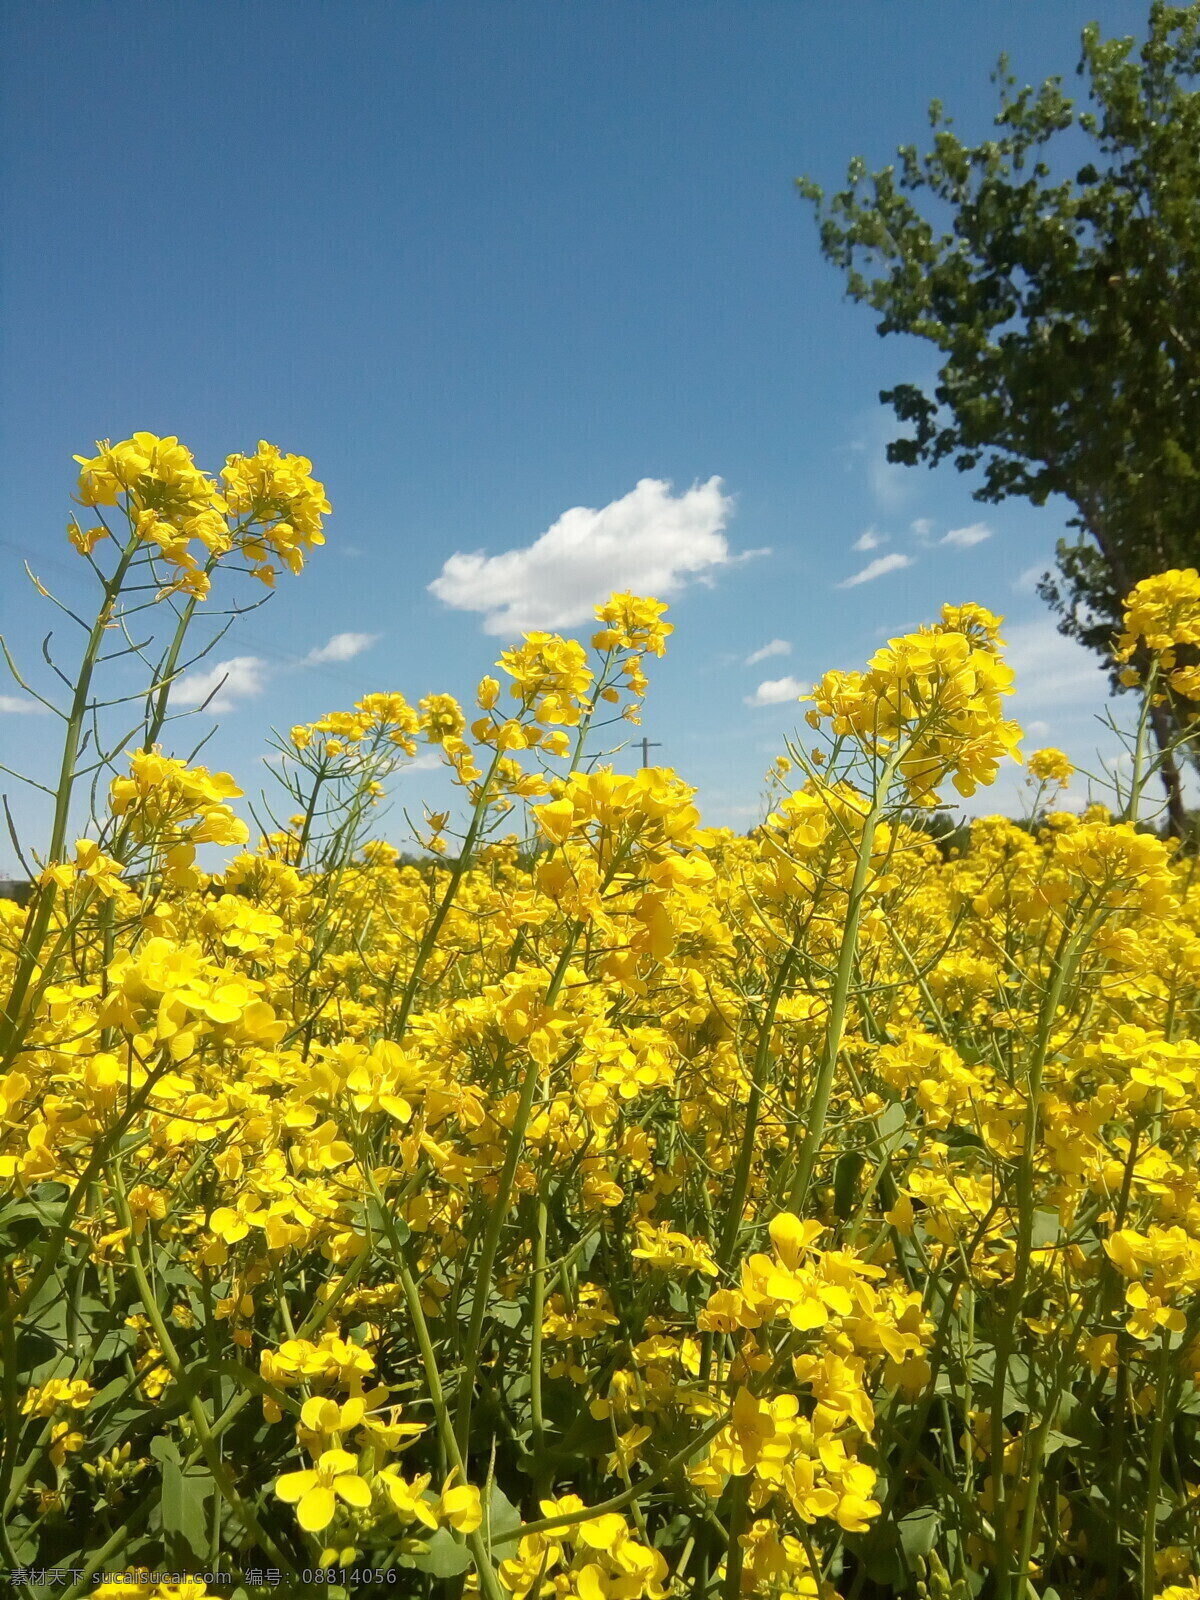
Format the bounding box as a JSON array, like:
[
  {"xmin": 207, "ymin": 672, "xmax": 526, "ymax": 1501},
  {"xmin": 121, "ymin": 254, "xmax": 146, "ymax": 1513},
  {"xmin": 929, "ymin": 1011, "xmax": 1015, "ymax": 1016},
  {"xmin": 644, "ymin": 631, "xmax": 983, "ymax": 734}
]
[
  {"xmin": 1001, "ymin": 617, "xmax": 1104, "ymax": 713},
  {"xmin": 400, "ymin": 752, "xmax": 443, "ymax": 773},
  {"xmin": 0, "ymin": 694, "xmax": 47, "ymax": 715},
  {"xmin": 304, "ymin": 632, "xmax": 378, "ymax": 665},
  {"xmin": 430, "ymin": 476, "xmax": 737, "ymax": 635},
  {"xmin": 746, "ymin": 675, "xmax": 805, "ymax": 707},
  {"xmin": 1014, "ymin": 563, "xmax": 1048, "ymax": 593},
  {"xmin": 836, "ymin": 552, "xmax": 913, "ymax": 589},
  {"xmin": 910, "ymin": 517, "xmax": 934, "ymax": 540},
  {"xmin": 175, "ymin": 655, "xmax": 268, "ymax": 713},
  {"xmin": 853, "ymin": 526, "xmax": 887, "ymax": 553},
  {"xmin": 941, "ymin": 521, "xmax": 992, "ymax": 549},
  {"xmin": 1025, "ymin": 720, "xmax": 1050, "ymax": 739},
  {"xmin": 746, "ymin": 638, "xmax": 791, "ymax": 667},
  {"xmin": 867, "ymin": 438, "xmax": 913, "ymax": 509}
]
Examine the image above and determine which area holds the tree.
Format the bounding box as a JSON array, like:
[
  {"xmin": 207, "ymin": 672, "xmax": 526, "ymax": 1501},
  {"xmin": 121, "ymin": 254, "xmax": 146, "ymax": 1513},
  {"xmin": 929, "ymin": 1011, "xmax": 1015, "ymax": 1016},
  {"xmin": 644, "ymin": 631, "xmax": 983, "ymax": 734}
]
[{"xmin": 798, "ymin": 1, "xmax": 1200, "ymax": 832}]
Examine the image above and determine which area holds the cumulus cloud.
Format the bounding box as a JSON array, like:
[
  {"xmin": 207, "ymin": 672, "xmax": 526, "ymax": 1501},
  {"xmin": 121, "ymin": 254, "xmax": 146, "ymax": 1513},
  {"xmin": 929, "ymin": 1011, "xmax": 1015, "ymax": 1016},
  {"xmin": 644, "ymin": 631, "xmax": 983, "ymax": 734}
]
[
  {"xmin": 853, "ymin": 526, "xmax": 887, "ymax": 553},
  {"xmin": 429, "ymin": 477, "xmax": 737, "ymax": 635},
  {"xmin": 303, "ymin": 632, "xmax": 379, "ymax": 666},
  {"xmin": 941, "ymin": 521, "xmax": 992, "ymax": 549},
  {"xmin": 0, "ymin": 695, "xmax": 47, "ymax": 715},
  {"xmin": 746, "ymin": 638, "xmax": 791, "ymax": 667},
  {"xmin": 175, "ymin": 656, "xmax": 268, "ymax": 713},
  {"xmin": 746, "ymin": 675, "xmax": 804, "ymax": 707},
  {"xmin": 836, "ymin": 552, "xmax": 913, "ymax": 589}
]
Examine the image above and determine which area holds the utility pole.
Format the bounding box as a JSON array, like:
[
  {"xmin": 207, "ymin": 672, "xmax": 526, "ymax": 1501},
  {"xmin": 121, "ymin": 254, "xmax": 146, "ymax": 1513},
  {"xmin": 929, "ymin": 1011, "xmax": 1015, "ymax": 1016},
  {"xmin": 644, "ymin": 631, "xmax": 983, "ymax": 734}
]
[{"xmin": 637, "ymin": 737, "xmax": 662, "ymax": 769}]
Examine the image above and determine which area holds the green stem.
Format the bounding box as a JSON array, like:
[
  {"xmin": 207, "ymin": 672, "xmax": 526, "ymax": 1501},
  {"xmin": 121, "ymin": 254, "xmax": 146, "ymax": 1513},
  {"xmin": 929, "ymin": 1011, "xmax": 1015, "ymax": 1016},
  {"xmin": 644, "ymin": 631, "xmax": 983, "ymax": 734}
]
[
  {"xmin": 529, "ymin": 1191, "xmax": 549, "ymax": 1493},
  {"xmin": 372, "ymin": 1184, "xmax": 506, "ymax": 1600},
  {"xmin": 110, "ymin": 1163, "xmax": 296, "ymax": 1576},
  {"xmin": 389, "ymin": 747, "xmax": 504, "ymax": 1041},
  {"xmin": 2, "ymin": 531, "xmax": 141, "ymax": 1057},
  {"xmin": 786, "ymin": 750, "xmax": 901, "ymax": 1214},
  {"xmin": 141, "ymin": 568, "xmax": 219, "ymax": 754},
  {"xmin": 58, "ymin": 1497, "xmax": 155, "ymax": 1600},
  {"xmin": 1141, "ymin": 1334, "xmax": 1176, "ymax": 1600},
  {"xmin": 0, "ymin": 1262, "xmax": 29, "ymax": 1572},
  {"xmin": 989, "ymin": 909, "xmax": 1099, "ymax": 1600},
  {"xmin": 1126, "ymin": 659, "xmax": 1159, "ymax": 826},
  {"xmin": 718, "ymin": 943, "xmax": 798, "ymax": 1267},
  {"xmin": 1013, "ymin": 1273, "xmax": 1105, "ymax": 1587},
  {"xmin": 721, "ymin": 1477, "xmax": 749, "ymax": 1600},
  {"xmin": 454, "ymin": 932, "xmax": 581, "ymax": 1456}
]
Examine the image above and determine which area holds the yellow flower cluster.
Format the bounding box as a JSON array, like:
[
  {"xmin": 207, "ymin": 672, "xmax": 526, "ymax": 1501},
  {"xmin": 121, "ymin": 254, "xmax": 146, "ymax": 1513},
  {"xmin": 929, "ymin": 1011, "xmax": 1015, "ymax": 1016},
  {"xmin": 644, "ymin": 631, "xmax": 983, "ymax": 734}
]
[
  {"xmin": 1026, "ymin": 746, "xmax": 1074, "ymax": 786},
  {"xmin": 4, "ymin": 441, "xmax": 1200, "ymax": 1600},
  {"xmin": 1115, "ymin": 567, "xmax": 1200, "ymax": 705},
  {"xmin": 72, "ymin": 431, "xmax": 328, "ymax": 596},
  {"xmin": 802, "ymin": 604, "xmax": 1023, "ymax": 804},
  {"xmin": 499, "ymin": 1498, "xmax": 669, "ymax": 1599}
]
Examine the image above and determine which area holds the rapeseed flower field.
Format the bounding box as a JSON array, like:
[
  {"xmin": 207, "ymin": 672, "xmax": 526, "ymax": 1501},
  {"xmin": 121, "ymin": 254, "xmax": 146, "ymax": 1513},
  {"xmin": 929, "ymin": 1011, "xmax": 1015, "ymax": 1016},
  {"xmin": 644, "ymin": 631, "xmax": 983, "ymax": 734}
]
[{"xmin": 2, "ymin": 435, "xmax": 1200, "ymax": 1600}]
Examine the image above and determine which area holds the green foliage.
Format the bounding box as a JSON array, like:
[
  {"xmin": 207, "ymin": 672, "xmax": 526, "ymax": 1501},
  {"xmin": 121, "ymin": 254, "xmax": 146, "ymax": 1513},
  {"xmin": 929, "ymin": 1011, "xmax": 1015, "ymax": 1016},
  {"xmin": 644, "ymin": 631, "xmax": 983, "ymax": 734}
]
[{"xmin": 799, "ymin": 2, "xmax": 1200, "ymax": 721}]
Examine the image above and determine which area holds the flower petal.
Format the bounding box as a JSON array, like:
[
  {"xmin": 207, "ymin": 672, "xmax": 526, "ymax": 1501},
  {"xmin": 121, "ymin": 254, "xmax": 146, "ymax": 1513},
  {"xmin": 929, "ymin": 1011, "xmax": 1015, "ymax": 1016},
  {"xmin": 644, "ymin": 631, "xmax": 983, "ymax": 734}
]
[
  {"xmin": 335, "ymin": 1473, "xmax": 372, "ymax": 1509},
  {"xmin": 274, "ymin": 1470, "xmax": 317, "ymax": 1504},
  {"xmin": 298, "ymin": 1485, "xmax": 337, "ymax": 1532}
]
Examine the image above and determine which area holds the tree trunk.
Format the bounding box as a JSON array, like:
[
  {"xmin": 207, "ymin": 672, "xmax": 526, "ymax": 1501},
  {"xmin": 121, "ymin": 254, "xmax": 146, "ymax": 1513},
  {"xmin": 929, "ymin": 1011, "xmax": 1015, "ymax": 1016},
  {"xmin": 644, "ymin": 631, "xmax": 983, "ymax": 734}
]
[
  {"xmin": 1149, "ymin": 700, "xmax": 1189, "ymax": 839},
  {"xmin": 1079, "ymin": 504, "xmax": 1190, "ymax": 838}
]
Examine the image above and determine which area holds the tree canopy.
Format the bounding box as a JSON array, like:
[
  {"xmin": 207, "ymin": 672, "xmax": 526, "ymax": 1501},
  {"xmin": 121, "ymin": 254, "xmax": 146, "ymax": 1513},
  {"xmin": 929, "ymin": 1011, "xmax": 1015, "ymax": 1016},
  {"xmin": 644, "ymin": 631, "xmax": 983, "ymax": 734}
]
[{"xmin": 799, "ymin": 1, "xmax": 1200, "ymax": 826}]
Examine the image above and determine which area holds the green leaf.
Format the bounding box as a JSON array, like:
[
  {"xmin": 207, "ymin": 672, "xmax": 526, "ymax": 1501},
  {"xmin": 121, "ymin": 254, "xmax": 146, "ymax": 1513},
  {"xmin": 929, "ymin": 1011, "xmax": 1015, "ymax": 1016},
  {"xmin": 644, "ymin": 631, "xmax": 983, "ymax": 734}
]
[
  {"xmin": 898, "ymin": 1507, "xmax": 940, "ymax": 1558},
  {"xmin": 16, "ymin": 1329, "xmax": 62, "ymax": 1385},
  {"xmin": 94, "ymin": 1326, "xmax": 139, "ymax": 1362},
  {"xmin": 90, "ymin": 1375, "xmax": 135, "ymax": 1408},
  {"xmin": 940, "ymin": 1124, "xmax": 986, "ymax": 1151},
  {"xmin": 486, "ymin": 1482, "xmax": 523, "ymax": 1545},
  {"xmin": 970, "ymin": 1347, "xmax": 1032, "ymax": 1412},
  {"xmin": 360, "ymin": 1194, "xmax": 409, "ymax": 1245},
  {"xmin": 161, "ymin": 1454, "xmax": 214, "ymax": 1564},
  {"xmin": 859, "ymin": 1542, "xmax": 903, "ymax": 1588},
  {"xmin": 1043, "ymin": 1429, "xmax": 1081, "ymax": 1455},
  {"xmin": 877, "ymin": 1098, "xmax": 908, "ymax": 1156},
  {"xmin": 32, "ymin": 1181, "xmax": 70, "ymax": 1203},
  {"xmin": 1031, "ymin": 1209, "xmax": 1061, "ymax": 1247},
  {"xmin": 6, "ymin": 1526, "xmax": 39, "ymax": 1566},
  {"xmin": 0, "ymin": 1200, "xmax": 63, "ymax": 1250},
  {"xmin": 409, "ymin": 1529, "xmax": 473, "ymax": 1578},
  {"xmin": 25, "ymin": 1268, "xmax": 69, "ymax": 1325},
  {"xmin": 667, "ymin": 1281, "xmax": 691, "ymax": 1314},
  {"xmin": 834, "ymin": 1150, "xmax": 866, "ymax": 1219}
]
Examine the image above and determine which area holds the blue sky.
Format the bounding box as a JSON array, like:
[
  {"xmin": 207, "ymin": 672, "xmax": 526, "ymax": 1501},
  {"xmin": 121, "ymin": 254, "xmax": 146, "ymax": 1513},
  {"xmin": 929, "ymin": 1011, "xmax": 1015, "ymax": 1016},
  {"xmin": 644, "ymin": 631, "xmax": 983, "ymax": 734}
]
[{"xmin": 0, "ymin": 1, "xmax": 1162, "ymax": 866}]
